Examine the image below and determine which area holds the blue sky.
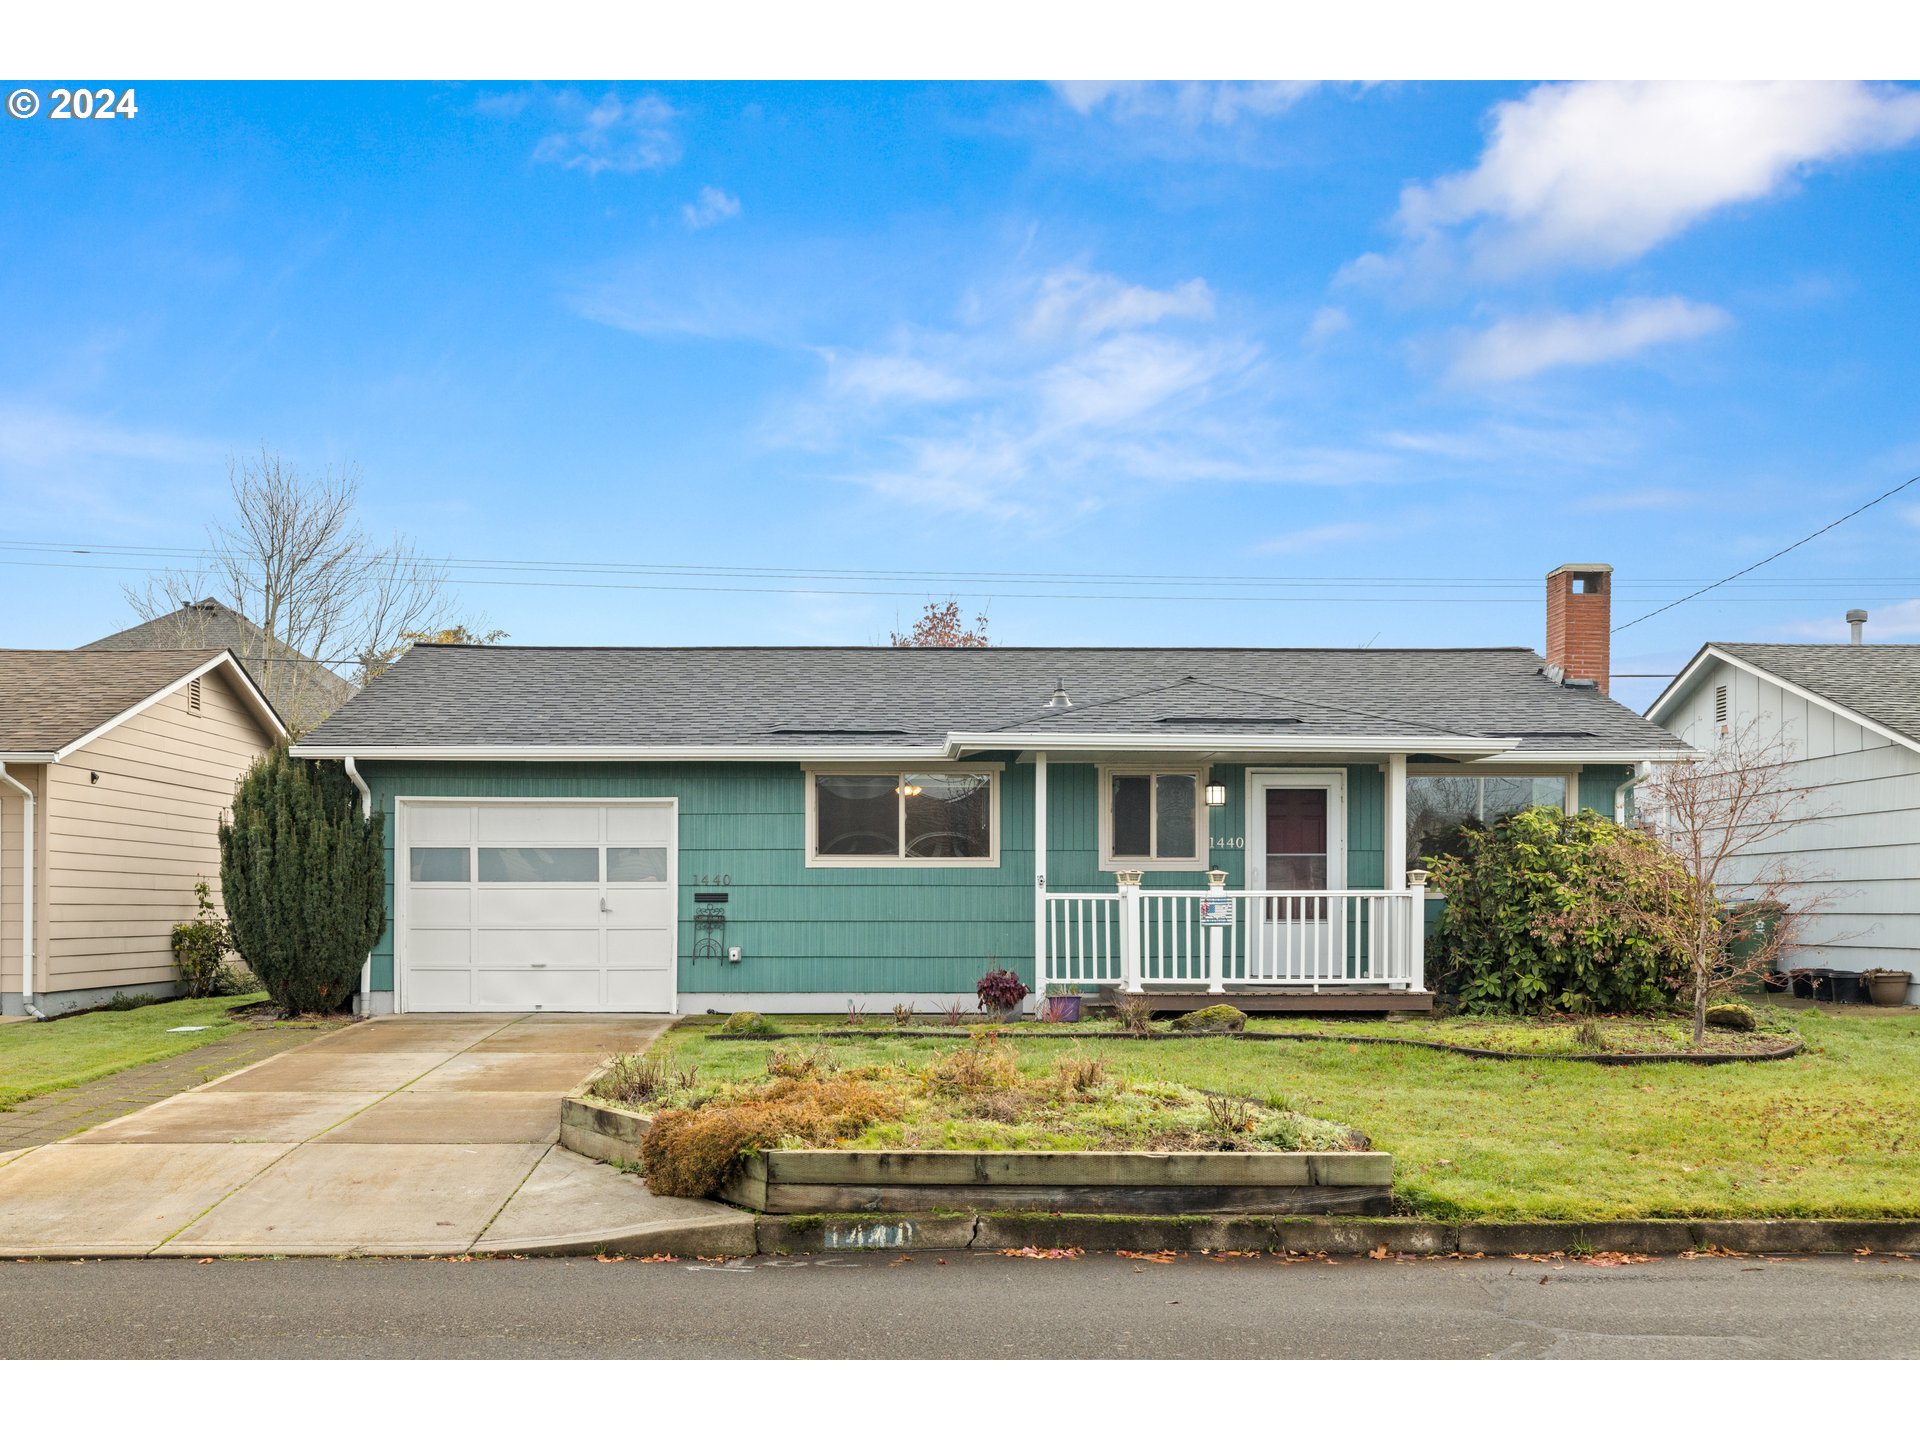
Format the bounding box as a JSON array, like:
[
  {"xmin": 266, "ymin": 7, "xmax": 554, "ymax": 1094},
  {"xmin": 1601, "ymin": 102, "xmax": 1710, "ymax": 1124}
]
[{"xmin": 3, "ymin": 79, "xmax": 1919, "ymax": 709}]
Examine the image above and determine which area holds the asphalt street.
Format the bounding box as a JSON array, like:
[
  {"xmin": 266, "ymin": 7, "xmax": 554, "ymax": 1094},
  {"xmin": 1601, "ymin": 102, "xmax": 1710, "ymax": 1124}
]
[{"xmin": 2, "ymin": 1252, "xmax": 1916, "ymax": 1359}]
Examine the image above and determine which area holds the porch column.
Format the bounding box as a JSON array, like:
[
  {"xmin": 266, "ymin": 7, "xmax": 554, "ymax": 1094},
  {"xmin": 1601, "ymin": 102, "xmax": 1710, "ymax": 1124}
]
[
  {"xmin": 1385, "ymin": 753, "xmax": 1408, "ymax": 890},
  {"xmin": 1032, "ymin": 751, "xmax": 1047, "ymax": 1009}
]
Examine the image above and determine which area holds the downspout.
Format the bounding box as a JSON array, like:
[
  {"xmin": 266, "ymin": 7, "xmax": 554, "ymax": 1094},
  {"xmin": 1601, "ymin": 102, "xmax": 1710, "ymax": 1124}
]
[
  {"xmin": 0, "ymin": 762, "xmax": 47, "ymax": 1020},
  {"xmin": 342, "ymin": 756, "xmax": 374, "ymax": 1015},
  {"xmin": 1615, "ymin": 761, "xmax": 1653, "ymax": 825}
]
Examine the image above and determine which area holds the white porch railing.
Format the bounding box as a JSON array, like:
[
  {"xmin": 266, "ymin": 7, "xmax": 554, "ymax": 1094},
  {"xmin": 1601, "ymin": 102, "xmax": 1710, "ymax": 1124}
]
[{"xmin": 1041, "ymin": 883, "xmax": 1427, "ymax": 995}]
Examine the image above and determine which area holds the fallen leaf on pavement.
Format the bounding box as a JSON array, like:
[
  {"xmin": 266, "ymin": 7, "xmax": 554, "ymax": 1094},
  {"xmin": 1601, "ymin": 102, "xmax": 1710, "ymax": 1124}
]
[
  {"xmin": 1117, "ymin": 1250, "xmax": 1178, "ymax": 1263},
  {"xmin": 999, "ymin": 1246, "xmax": 1084, "ymax": 1260}
]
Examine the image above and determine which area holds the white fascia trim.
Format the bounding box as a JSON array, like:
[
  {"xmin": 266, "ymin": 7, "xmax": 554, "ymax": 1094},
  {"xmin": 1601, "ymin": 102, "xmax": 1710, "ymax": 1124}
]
[
  {"xmin": 1646, "ymin": 644, "xmax": 1920, "ymax": 757},
  {"xmin": 950, "ymin": 732, "xmax": 1520, "ymax": 757},
  {"xmin": 291, "ymin": 742, "xmax": 960, "ymax": 762},
  {"xmin": 56, "ymin": 651, "xmax": 289, "ymax": 760},
  {"xmin": 0, "ymin": 752, "xmax": 56, "ymax": 764},
  {"xmin": 1454, "ymin": 749, "xmax": 1688, "ymax": 766}
]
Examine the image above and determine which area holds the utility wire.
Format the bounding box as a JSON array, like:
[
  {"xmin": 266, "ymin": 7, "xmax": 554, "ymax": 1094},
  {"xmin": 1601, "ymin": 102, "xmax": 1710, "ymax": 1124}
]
[{"xmin": 1613, "ymin": 474, "xmax": 1920, "ymax": 633}]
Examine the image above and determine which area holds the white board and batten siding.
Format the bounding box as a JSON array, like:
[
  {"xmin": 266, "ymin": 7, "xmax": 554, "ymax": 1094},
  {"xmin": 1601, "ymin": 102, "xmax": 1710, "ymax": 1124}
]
[
  {"xmin": 1662, "ymin": 656, "xmax": 1920, "ymax": 976},
  {"xmin": 397, "ymin": 799, "xmax": 678, "ymax": 1013},
  {"xmin": 39, "ymin": 668, "xmax": 277, "ymax": 998}
]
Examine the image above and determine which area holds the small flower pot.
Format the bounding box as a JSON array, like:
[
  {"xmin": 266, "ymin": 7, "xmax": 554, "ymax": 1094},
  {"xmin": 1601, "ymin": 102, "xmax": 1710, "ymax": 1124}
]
[
  {"xmin": 1761, "ymin": 972, "xmax": 1790, "ymax": 994},
  {"xmin": 1046, "ymin": 995, "xmax": 1083, "ymax": 1023},
  {"xmin": 1790, "ymin": 971, "xmax": 1818, "ymax": 999},
  {"xmin": 1865, "ymin": 971, "xmax": 1913, "ymax": 1006},
  {"xmin": 1826, "ymin": 972, "xmax": 1864, "ymax": 1005}
]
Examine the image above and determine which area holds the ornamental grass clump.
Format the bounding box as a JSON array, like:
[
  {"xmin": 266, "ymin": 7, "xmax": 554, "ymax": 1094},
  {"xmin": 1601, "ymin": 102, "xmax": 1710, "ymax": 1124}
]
[
  {"xmin": 641, "ymin": 1077, "xmax": 904, "ymax": 1198},
  {"xmin": 921, "ymin": 1031, "xmax": 1020, "ymax": 1095}
]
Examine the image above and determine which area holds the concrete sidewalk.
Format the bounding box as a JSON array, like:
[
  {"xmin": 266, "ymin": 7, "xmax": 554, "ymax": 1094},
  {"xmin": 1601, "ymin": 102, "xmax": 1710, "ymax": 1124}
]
[{"xmin": 0, "ymin": 1013, "xmax": 752, "ymax": 1259}]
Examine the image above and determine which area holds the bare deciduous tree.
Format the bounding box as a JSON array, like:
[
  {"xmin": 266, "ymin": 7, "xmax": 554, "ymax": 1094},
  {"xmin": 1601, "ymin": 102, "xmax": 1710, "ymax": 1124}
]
[
  {"xmin": 1571, "ymin": 719, "xmax": 1829, "ymax": 1045},
  {"xmin": 890, "ymin": 599, "xmax": 990, "ymax": 648},
  {"xmin": 126, "ymin": 448, "xmax": 471, "ymax": 731}
]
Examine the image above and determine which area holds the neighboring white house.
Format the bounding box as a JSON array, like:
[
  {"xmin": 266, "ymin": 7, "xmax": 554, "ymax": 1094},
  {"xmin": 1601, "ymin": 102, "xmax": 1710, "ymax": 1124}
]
[{"xmin": 1646, "ymin": 632, "xmax": 1920, "ymax": 1000}]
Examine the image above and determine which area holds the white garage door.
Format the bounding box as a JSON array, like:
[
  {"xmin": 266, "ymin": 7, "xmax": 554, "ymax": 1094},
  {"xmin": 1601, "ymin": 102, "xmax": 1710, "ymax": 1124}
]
[{"xmin": 399, "ymin": 801, "xmax": 677, "ymax": 1013}]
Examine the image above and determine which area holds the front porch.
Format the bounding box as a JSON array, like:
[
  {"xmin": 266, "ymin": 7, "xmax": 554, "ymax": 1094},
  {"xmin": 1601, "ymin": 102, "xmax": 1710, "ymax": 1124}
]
[{"xmin": 1029, "ymin": 749, "xmax": 1436, "ymax": 1014}]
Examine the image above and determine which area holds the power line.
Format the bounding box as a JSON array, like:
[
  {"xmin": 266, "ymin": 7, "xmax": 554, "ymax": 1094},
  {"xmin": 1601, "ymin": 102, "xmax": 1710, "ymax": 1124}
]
[{"xmin": 1613, "ymin": 474, "xmax": 1920, "ymax": 634}]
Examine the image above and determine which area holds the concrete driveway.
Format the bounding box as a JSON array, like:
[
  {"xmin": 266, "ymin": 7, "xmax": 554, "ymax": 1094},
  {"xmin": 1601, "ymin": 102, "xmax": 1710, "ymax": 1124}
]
[{"xmin": 0, "ymin": 1013, "xmax": 749, "ymax": 1258}]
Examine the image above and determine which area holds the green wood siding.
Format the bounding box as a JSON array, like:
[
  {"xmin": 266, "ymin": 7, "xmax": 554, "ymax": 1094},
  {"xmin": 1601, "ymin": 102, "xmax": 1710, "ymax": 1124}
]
[
  {"xmin": 1578, "ymin": 765, "xmax": 1634, "ymax": 815},
  {"xmin": 357, "ymin": 757, "xmax": 1484, "ymax": 997}
]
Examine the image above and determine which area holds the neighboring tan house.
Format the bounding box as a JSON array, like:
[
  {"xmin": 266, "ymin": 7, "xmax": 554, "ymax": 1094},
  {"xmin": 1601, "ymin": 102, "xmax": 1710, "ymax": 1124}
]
[
  {"xmin": 83, "ymin": 598, "xmax": 355, "ymax": 734},
  {"xmin": 1646, "ymin": 624, "xmax": 1920, "ymax": 1002},
  {"xmin": 290, "ymin": 563, "xmax": 1683, "ymax": 1017},
  {"xmin": 0, "ymin": 650, "xmax": 285, "ymax": 1017}
]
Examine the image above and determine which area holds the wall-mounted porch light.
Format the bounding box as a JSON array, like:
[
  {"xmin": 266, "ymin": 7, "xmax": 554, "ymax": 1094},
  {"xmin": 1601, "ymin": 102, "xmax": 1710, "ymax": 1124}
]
[{"xmin": 1204, "ymin": 782, "xmax": 1228, "ymax": 807}]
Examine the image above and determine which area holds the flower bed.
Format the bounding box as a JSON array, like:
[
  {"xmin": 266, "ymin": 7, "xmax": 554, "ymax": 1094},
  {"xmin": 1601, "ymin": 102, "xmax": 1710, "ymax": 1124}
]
[{"xmin": 570, "ymin": 1033, "xmax": 1388, "ymax": 1215}]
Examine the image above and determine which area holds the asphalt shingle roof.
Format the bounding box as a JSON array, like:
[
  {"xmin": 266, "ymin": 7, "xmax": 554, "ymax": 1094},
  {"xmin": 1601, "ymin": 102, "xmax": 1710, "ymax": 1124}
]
[
  {"xmin": 0, "ymin": 649, "xmax": 227, "ymax": 753},
  {"xmin": 1715, "ymin": 643, "xmax": 1920, "ymax": 745},
  {"xmin": 298, "ymin": 645, "xmax": 1684, "ymax": 756}
]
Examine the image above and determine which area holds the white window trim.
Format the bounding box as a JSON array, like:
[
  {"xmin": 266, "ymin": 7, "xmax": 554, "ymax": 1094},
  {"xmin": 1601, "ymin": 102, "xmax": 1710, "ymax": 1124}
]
[
  {"xmin": 1097, "ymin": 764, "xmax": 1209, "ymax": 873},
  {"xmin": 803, "ymin": 762, "xmax": 1002, "ymax": 869},
  {"xmin": 1246, "ymin": 768, "xmax": 1348, "ymax": 891}
]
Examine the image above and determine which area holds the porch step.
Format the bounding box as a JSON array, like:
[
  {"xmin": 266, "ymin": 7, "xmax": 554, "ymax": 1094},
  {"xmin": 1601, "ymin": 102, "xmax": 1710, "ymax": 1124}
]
[{"xmin": 1103, "ymin": 988, "xmax": 1436, "ymax": 1016}]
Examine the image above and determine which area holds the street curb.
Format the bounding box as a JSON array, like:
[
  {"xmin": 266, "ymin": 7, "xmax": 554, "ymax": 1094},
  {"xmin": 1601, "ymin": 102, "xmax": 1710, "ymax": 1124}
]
[
  {"xmin": 751, "ymin": 1213, "xmax": 1920, "ymax": 1257},
  {"xmin": 473, "ymin": 1213, "xmax": 758, "ymax": 1259}
]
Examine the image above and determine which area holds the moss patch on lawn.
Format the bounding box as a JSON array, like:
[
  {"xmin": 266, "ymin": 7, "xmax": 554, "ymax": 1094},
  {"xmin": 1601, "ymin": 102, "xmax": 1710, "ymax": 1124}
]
[
  {"xmin": 0, "ymin": 994, "xmax": 330, "ymax": 1109},
  {"xmin": 652, "ymin": 1006, "xmax": 1918, "ymax": 1221}
]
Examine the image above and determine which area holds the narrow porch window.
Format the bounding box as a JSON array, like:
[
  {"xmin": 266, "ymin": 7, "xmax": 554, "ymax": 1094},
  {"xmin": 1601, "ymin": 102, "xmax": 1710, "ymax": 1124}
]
[{"xmin": 1102, "ymin": 769, "xmax": 1203, "ymax": 870}]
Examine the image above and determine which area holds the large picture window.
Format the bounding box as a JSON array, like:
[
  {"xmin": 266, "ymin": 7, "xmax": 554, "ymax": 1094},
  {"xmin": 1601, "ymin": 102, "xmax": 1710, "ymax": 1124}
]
[
  {"xmin": 1407, "ymin": 774, "xmax": 1572, "ymax": 866},
  {"xmin": 808, "ymin": 769, "xmax": 998, "ymax": 866},
  {"xmin": 1100, "ymin": 768, "xmax": 1205, "ymax": 871}
]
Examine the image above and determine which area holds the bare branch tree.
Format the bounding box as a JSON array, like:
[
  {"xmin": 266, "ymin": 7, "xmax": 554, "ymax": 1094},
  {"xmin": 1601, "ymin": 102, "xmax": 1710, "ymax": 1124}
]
[
  {"xmin": 1585, "ymin": 719, "xmax": 1834, "ymax": 1044},
  {"xmin": 125, "ymin": 448, "xmax": 471, "ymax": 731}
]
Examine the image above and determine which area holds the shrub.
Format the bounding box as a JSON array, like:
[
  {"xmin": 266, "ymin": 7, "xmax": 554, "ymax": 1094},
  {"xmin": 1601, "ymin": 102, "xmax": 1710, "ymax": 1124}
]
[
  {"xmin": 1201, "ymin": 1092, "xmax": 1257, "ymax": 1136},
  {"xmin": 592, "ymin": 1055, "xmax": 668, "ymax": 1107},
  {"xmin": 719, "ymin": 1011, "xmax": 776, "ymax": 1035},
  {"xmin": 171, "ymin": 880, "xmax": 237, "ymax": 999},
  {"xmin": 975, "ymin": 967, "xmax": 1029, "ymax": 1015},
  {"xmin": 219, "ymin": 748, "xmax": 385, "ymax": 1015},
  {"xmin": 892, "ymin": 1003, "xmax": 916, "ymax": 1028},
  {"xmin": 1049, "ymin": 1051, "xmax": 1109, "ymax": 1094},
  {"xmin": 1170, "ymin": 1003, "xmax": 1247, "ymax": 1033},
  {"xmin": 765, "ymin": 1045, "xmax": 837, "ymax": 1080},
  {"xmin": 641, "ymin": 1077, "xmax": 903, "ymax": 1198},
  {"xmin": 921, "ymin": 1031, "xmax": 1020, "ymax": 1095},
  {"xmin": 1706, "ymin": 1002, "xmax": 1757, "ymax": 1032},
  {"xmin": 938, "ymin": 1002, "xmax": 968, "ymax": 1027},
  {"xmin": 1428, "ymin": 806, "xmax": 1688, "ymax": 1015},
  {"xmin": 99, "ymin": 992, "xmax": 162, "ymax": 1011},
  {"xmin": 1112, "ymin": 993, "xmax": 1156, "ymax": 1035}
]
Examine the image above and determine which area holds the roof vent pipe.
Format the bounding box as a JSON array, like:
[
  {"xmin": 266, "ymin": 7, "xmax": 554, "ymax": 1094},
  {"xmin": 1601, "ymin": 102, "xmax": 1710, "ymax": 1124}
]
[
  {"xmin": 1847, "ymin": 609, "xmax": 1868, "ymax": 645},
  {"xmin": 1044, "ymin": 679, "xmax": 1073, "ymax": 710}
]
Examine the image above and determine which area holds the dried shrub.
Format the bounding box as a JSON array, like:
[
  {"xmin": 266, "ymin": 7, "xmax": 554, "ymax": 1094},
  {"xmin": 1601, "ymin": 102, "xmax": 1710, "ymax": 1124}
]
[
  {"xmin": 1112, "ymin": 993, "xmax": 1156, "ymax": 1036},
  {"xmin": 845, "ymin": 1001, "xmax": 866, "ymax": 1027},
  {"xmin": 922, "ymin": 1032, "xmax": 1021, "ymax": 1095},
  {"xmin": 641, "ymin": 1078, "xmax": 903, "ymax": 1198},
  {"xmin": 1050, "ymin": 1052, "xmax": 1109, "ymax": 1094},
  {"xmin": 764, "ymin": 1045, "xmax": 838, "ymax": 1080},
  {"xmin": 892, "ymin": 1003, "xmax": 916, "ymax": 1028},
  {"xmin": 939, "ymin": 1002, "xmax": 968, "ymax": 1027},
  {"xmin": 1201, "ymin": 1092, "xmax": 1257, "ymax": 1136},
  {"xmin": 592, "ymin": 1055, "xmax": 668, "ymax": 1107},
  {"xmin": 1572, "ymin": 1017, "xmax": 1607, "ymax": 1052}
]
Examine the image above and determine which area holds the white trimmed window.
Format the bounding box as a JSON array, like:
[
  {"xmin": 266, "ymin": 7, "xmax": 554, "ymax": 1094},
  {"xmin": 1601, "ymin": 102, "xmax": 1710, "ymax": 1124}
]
[
  {"xmin": 1407, "ymin": 773, "xmax": 1575, "ymax": 867},
  {"xmin": 1099, "ymin": 767, "xmax": 1206, "ymax": 872},
  {"xmin": 805, "ymin": 767, "xmax": 999, "ymax": 867}
]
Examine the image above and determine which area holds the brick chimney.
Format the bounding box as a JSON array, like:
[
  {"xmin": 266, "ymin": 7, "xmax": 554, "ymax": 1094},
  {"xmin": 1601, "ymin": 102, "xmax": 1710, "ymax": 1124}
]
[{"xmin": 1545, "ymin": 563, "xmax": 1612, "ymax": 693}]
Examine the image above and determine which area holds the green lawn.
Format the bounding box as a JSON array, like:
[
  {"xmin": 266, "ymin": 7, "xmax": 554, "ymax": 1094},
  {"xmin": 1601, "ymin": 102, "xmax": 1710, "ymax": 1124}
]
[
  {"xmin": 0, "ymin": 994, "xmax": 325, "ymax": 1109},
  {"xmin": 650, "ymin": 1007, "xmax": 1920, "ymax": 1221}
]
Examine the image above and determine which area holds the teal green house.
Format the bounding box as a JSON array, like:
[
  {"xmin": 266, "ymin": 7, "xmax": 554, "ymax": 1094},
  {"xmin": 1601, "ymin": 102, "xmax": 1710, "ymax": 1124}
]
[{"xmin": 290, "ymin": 568, "xmax": 1681, "ymax": 1016}]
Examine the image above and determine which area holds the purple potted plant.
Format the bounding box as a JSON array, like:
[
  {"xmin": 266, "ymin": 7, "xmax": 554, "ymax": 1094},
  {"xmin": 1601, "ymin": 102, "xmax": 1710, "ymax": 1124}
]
[{"xmin": 975, "ymin": 967, "xmax": 1029, "ymax": 1022}]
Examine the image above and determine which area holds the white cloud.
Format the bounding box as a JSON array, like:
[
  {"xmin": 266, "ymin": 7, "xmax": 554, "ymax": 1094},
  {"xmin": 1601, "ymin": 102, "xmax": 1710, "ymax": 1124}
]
[
  {"xmin": 1448, "ymin": 296, "xmax": 1731, "ymax": 384},
  {"xmin": 0, "ymin": 400, "xmax": 217, "ymax": 468},
  {"xmin": 529, "ymin": 91, "xmax": 679, "ymax": 176},
  {"xmin": 773, "ymin": 262, "xmax": 1281, "ymax": 520},
  {"xmin": 1304, "ymin": 306, "xmax": 1351, "ymax": 344},
  {"xmin": 1025, "ymin": 267, "xmax": 1213, "ymax": 341},
  {"xmin": 1255, "ymin": 521, "xmax": 1382, "ymax": 555},
  {"xmin": 1375, "ymin": 81, "xmax": 1920, "ymax": 276},
  {"xmin": 1053, "ymin": 82, "xmax": 1317, "ymax": 126},
  {"xmin": 681, "ymin": 185, "xmax": 742, "ymax": 230},
  {"xmin": 1784, "ymin": 599, "xmax": 1920, "ymax": 640}
]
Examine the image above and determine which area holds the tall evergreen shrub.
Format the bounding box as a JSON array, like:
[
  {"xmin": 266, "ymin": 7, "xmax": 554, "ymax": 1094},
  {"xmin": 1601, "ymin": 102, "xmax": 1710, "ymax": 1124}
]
[
  {"xmin": 219, "ymin": 748, "xmax": 386, "ymax": 1014},
  {"xmin": 1428, "ymin": 806, "xmax": 1687, "ymax": 1014}
]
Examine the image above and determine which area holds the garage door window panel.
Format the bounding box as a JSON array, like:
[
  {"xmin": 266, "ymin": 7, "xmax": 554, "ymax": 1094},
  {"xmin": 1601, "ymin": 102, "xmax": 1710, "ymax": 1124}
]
[
  {"xmin": 478, "ymin": 846, "xmax": 601, "ymax": 883},
  {"xmin": 408, "ymin": 847, "xmax": 470, "ymax": 883},
  {"xmin": 607, "ymin": 846, "xmax": 670, "ymax": 882}
]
